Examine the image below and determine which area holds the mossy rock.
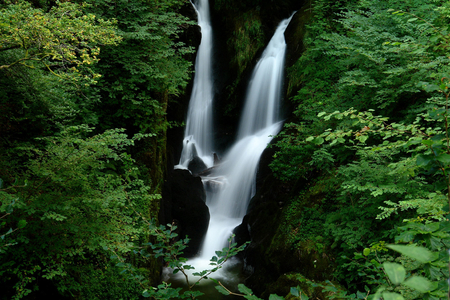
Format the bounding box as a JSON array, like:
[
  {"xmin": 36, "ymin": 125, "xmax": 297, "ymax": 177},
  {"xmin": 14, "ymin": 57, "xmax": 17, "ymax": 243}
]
[{"xmin": 239, "ymin": 151, "xmax": 337, "ymax": 296}]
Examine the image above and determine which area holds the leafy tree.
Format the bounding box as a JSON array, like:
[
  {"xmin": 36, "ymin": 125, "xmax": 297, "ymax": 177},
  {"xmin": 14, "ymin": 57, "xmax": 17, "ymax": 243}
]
[
  {"xmin": 84, "ymin": 0, "xmax": 195, "ymax": 134},
  {"xmin": 0, "ymin": 126, "xmax": 157, "ymax": 298},
  {"xmin": 0, "ymin": 1, "xmax": 121, "ymax": 84},
  {"xmin": 0, "ymin": 0, "xmax": 122, "ymax": 171}
]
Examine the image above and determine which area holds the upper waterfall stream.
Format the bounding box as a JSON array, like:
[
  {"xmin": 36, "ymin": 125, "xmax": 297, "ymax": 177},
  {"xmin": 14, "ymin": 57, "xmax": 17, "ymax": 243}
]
[
  {"xmin": 178, "ymin": 0, "xmax": 214, "ymax": 169},
  {"xmin": 174, "ymin": 0, "xmax": 294, "ymax": 285}
]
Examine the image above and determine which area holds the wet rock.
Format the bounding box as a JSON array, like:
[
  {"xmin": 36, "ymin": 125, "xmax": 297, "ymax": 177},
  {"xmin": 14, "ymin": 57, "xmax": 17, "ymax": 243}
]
[
  {"xmin": 213, "ymin": 152, "xmax": 221, "ymax": 165},
  {"xmin": 187, "ymin": 156, "xmax": 208, "ymax": 175},
  {"xmin": 202, "ymin": 176, "xmax": 227, "ymax": 194},
  {"xmin": 161, "ymin": 169, "xmax": 210, "ymax": 257},
  {"xmin": 235, "ymin": 145, "xmax": 333, "ymax": 296},
  {"xmin": 197, "ymin": 166, "xmax": 216, "ymax": 177}
]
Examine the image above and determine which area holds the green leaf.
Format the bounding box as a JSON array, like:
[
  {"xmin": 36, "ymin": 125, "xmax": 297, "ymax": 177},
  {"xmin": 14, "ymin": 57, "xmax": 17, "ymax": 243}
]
[
  {"xmin": 387, "ymin": 244, "xmax": 438, "ymax": 263},
  {"xmin": 238, "ymin": 284, "xmax": 254, "ymax": 295},
  {"xmin": 215, "ymin": 285, "xmax": 230, "ymax": 296},
  {"xmin": 357, "ymin": 291, "xmax": 367, "ymax": 299},
  {"xmin": 424, "ymin": 264, "xmax": 442, "ymax": 279},
  {"xmin": 312, "ymin": 137, "xmax": 324, "ymax": 145},
  {"xmin": 395, "ymin": 231, "xmax": 415, "ymax": 243},
  {"xmin": 421, "ymin": 139, "xmax": 434, "ymax": 146},
  {"xmin": 416, "ymin": 154, "xmax": 434, "ymax": 167},
  {"xmin": 372, "ymin": 286, "xmax": 386, "ymax": 300},
  {"xmin": 421, "ymin": 222, "xmax": 440, "ymax": 233},
  {"xmin": 421, "ymin": 83, "xmax": 440, "ymax": 92},
  {"xmin": 268, "ymin": 294, "xmax": 284, "ymax": 300},
  {"xmin": 17, "ymin": 220, "xmax": 27, "ymax": 229},
  {"xmin": 5, "ymin": 203, "xmax": 14, "ymax": 214},
  {"xmin": 436, "ymin": 153, "xmax": 450, "ymax": 166},
  {"xmin": 431, "ymin": 134, "xmax": 446, "ymax": 141},
  {"xmin": 381, "ymin": 291, "xmax": 404, "ymax": 300},
  {"xmin": 357, "ymin": 135, "xmax": 369, "ymax": 143},
  {"xmin": 402, "ymin": 276, "xmax": 437, "ymax": 293},
  {"xmin": 363, "ymin": 248, "xmax": 371, "ymax": 256},
  {"xmin": 290, "ymin": 287, "xmax": 299, "ymax": 297},
  {"xmin": 383, "ymin": 262, "xmax": 406, "ymax": 285}
]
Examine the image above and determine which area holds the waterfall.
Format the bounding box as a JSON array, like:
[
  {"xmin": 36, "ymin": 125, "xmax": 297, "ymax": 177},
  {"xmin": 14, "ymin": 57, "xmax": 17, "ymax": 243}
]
[
  {"xmin": 179, "ymin": 14, "xmax": 295, "ymax": 281},
  {"xmin": 237, "ymin": 16, "xmax": 292, "ymax": 140},
  {"xmin": 178, "ymin": 0, "xmax": 214, "ymax": 169},
  {"xmin": 199, "ymin": 14, "xmax": 293, "ymax": 260}
]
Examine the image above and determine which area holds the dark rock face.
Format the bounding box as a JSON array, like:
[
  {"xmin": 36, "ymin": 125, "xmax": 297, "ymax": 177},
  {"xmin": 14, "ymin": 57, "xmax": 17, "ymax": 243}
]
[
  {"xmin": 161, "ymin": 169, "xmax": 210, "ymax": 257},
  {"xmin": 234, "ymin": 144, "xmax": 333, "ymax": 297},
  {"xmin": 233, "ymin": 146, "xmax": 293, "ymax": 295},
  {"xmin": 187, "ymin": 156, "xmax": 208, "ymax": 175}
]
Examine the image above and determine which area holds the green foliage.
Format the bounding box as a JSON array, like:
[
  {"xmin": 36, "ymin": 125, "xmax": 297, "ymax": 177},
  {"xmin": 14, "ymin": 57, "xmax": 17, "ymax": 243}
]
[
  {"xmin": 228, "ymin": 11, "xmax": 265, "ymax": 77},
  {"xmin": 269, "ymin": 0, "xmax": 450, "ymax": 298},
  {"xmin": 216, "ymin": 282, "xmax": 286, "ymax": 300},
  {"xmin": 0, "ymin": 126, "xmax": 158, "ymax": 298},
  {"xmin": 370, "ymin": 224, "xmax": 449, "ymax": 300},
  {"xmin": 108, "ymin": 217, "xmax": 249, "ymax": 300},
  {"xmin": 273, "ymin": 0, "xmax": 450, "ymax": 180},
  {"xmin": 299, "ymin": 86, "xmax": 450, "ymax": 299},
  {"xmin": 85, "ymin": 0, "xmax": 195, "ymax": 134},
  {"xmin": 78, "ymin": 255, "xmax": 144, "ymax": 300},
  {"xmin": 0, "ymin": 1, "xmax": 121, "ymax": 84},
  {"xmin": 300, "ymin": 97, "xmax": 450, "ymax": 297},
  {"xmin": 4, "ymin": 0, "xmax": 450, "ymax": 299},
  {"xmin": 0, "ymin": 2, "xmax": 119, "ymax": 155},
  {"xmin": 279, "ymin": 190, "xmax": 329, "ymax": 255}
]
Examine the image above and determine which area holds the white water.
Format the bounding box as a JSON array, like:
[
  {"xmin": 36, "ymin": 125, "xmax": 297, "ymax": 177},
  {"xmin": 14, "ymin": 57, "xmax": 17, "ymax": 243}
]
[
  {"xmin": 237, "ymin": 16, "xmax": 293, "ymax": 140},
  {"xmin": 178, "ymin": 0, "xmax": 214, "ymax": 169},
  {"xmin": 177, "ymin": 15, "xmax": 295, "ymax": 282}
]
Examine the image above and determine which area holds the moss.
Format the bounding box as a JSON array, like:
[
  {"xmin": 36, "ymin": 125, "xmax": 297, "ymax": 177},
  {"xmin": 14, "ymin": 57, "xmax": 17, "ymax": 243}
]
[
  {"xmin": 257, "ymin": 175, "xmax": 338, "ymax": 286},
  {"xmin": 242, "ymin": 150, "xmax": 338, "ymax": 295},
  {"xmin": 285, "ymin": 0, "xmax": 313, "ymax": 98},
  {"xmin": 227, "ymin": 11, "xmax": 265, "ymax": 79}
]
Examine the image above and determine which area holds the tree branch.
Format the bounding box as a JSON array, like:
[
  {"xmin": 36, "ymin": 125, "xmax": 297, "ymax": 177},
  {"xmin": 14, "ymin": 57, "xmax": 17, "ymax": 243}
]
[{"xmin": 0, "ymin": 45, "xmax": 21, "ymax": 52}]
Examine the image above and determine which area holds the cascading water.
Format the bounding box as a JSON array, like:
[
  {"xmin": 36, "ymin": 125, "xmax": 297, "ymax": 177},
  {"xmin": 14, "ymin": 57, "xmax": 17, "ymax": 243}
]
[
  {"xmin": 236, "ymin": 17, "xmax": 292, "ymax": 140},
  {"xmin": 178, "ymin": 0, "xmax": 214, "ymax": 169},
  {"xmin": 181, "ymin": 14, "xmax": 295, "ymax": 281}
]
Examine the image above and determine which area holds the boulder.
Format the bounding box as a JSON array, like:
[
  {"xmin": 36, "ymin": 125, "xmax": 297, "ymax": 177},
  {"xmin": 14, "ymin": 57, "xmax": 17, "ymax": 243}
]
[
  {"xmin": 161, "ymin": 169, "xmax": 210, "ymax": 257},
  {"xmin": 187, "ymin": 155, "xmax": 208, "ymax": 175}
]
